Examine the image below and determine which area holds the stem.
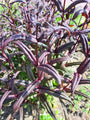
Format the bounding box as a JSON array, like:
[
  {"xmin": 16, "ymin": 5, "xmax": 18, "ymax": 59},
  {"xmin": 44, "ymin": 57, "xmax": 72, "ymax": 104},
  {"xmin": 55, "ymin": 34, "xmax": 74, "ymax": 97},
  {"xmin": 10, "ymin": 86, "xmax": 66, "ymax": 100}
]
[{"xmin": 61, "ymin": 0, "xmax": 66, "ymax": 25}]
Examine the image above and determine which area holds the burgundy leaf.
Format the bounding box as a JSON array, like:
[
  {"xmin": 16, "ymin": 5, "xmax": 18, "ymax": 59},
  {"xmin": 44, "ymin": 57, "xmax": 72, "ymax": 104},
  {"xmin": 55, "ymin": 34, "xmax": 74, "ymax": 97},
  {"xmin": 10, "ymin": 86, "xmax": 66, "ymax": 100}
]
[
  {"xmin": 71, "ymin": 73, "xmax": 81, "ymax": 95},
  {"xmin": 40, "ymin": 94, "xmax": 57, "ymax": 120},
  {"xmin": 53, "ymin": 0, "xmax": 63, "ymax": 12},
  {"xmin": 55, "ymin": 42, "xmax": 75, "ymax": 53},
  {"xmin": 0, "ymin": 3, "xmax": 7, "ymax": 8},
  {"xmin": 54, "ymin": 26, "xmax": 71, "ymax": 36},
  {"xmin": 49, "ymin": 54, "xmax": 71, "ymax": 65},
  {"xmin": 1, "ymin": 14, "xmax": 13, "ymax": 24},
  {"xmin": 9, "ymin": 71, "xmax": 20, "ymax": 93},
  {"xmin": 10, "ymin": 0, "xmax": 25, "ymax": 6},
  {"xmin": 15, "ymin": 41, "xmax": 36, "ymax": 65},
  {"xmin": 39, "ymin": 86, "xmax": 72, "ymax": 103},
  {"xmin": 37, "ymin": 64, "xmax": 61, "ymax": 85},
  {"xmin": 13, "ymin": 79, "xmax": 40, "ymax": 111},
  {"xmin": 38, "ymin": 52, "xmax": 50, "ymax": 64},
  {"xmin": 79, "ymin": 34, "xmax": 89, "ymax": 56},
  {"xmin": 64, "ymin": 0, "xmax": 90, "ymax": 13},
  {"xmin": 79, "ymin": 79, "xmax": 90, "ymax": 84},
  {"xmin": 72, "ymin": 9, "xmax": 84, "ymax": 20},
  {"xmin": 2, "ymin": 33, "xmax": 26, "ymax": 48},
  {"xmin": 78, "ymin": 29, "xmax": 90, "ymax": 34},
  {"xmin": 77, "ymin": 57, "xmax": 90, "ymax": 74},
  {"xmin": 19, "ymin": 107, "xmax": 23, "ymax": 120},
  {"xmin": 0, "ymin": 91, "xmax": 11, "ymax": 111}
]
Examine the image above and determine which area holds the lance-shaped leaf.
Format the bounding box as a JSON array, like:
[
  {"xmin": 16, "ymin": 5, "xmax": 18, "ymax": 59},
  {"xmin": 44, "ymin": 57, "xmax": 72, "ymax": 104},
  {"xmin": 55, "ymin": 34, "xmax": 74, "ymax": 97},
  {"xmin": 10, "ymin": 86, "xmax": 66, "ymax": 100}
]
[
  {"xmin": 79, "ymin": 34, "xmax": 89, "ymax": 56},
  {"xmin": 1, "ymin": 14, "xmax": 13, "ymax": 24},
  {"xmin": 53, "ymin": 0, "xmax": 63, "ymax": 12},
  {"xmin": 13, "ymin": 79, "xmax": 40, "ymax": 111},
  {"xmin": 37, "ymin": 64, "xmax": 61, "ymax": 85},
  {"xmin": 38, "ymin": 86, "xmax": 72, "ymax": 103},
  {"xmin": 64, "ymin": 0, "xmax": 90, "ymax": 13},
  {"xmin": 0, "ymin": 3, "xmax": 7, "ymax": 8},
  {"xmin": 77, "ymin": 29, "xmax": 90, "ymax": 34},
  {"xmin": 3, "ymin": 33, "xmax": 37, "ymax": 49},
  {"xmin": 14, "ymin": 41, "xmax": 36, "ymax": 65},
  {"xmin": 0, "ymin": 91, "xmax": 11, "ymax": 111},
  {"xmin": 9, "ymin": 71, "xmax": 20, "ymax": 94},
  {"xmin": 71, "ymin": 72, "xmax": 81, "ymax": 95},
  {"xmin": 54, "ymin": 26, "xmax": 71, "ymax": 36},
  {"xmin": 49, "ymin": 54, "xmax": 71, "ymax": 65},
  {"xmin": 72, "ymin": 9, "xmax": 84, "ymax": 20},
  {"xmin": 79, "ymin": 79, "xmax": 90, "ymax": 84},
  {"xmin": 38, "ymin": 52, "xmax": 50, "ymax": 64},
  {"xmin": 77, "ymin": 57, "xmax": 90, "ymax": 74},
  {"xmin": 19, "ymin": 107, "xmax": 23, "ymax": 120},
  {"xmin": 40, "ymin": 94, "xmax": 57, "ymax": 120},
  {"xmin": 55, "ymin": 42, "xmax": 75, "ymax": 53},
  {"xmin": 2, "ymin": 33, "xmax": 25, "ymax": 48},
  {"xmin": 10, "ymin": 0, "xmax": 25, "ymax": 6},
  {"xmin": 26, "ymin": 65, "xmax": 35, "ymax": 81}
]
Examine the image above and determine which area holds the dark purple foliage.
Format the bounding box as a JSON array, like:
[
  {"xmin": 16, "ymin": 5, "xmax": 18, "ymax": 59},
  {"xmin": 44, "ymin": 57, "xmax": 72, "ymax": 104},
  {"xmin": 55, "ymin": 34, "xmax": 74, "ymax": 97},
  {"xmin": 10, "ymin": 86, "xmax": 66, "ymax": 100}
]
[{"xmin": 0, "ymin": 0, "xmax": 90, "ymax": 119}]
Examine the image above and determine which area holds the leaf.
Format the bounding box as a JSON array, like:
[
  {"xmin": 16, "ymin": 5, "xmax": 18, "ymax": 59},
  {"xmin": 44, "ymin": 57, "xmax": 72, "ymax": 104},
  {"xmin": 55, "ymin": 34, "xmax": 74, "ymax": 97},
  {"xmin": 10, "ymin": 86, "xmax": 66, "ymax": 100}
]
[
  {"xmin": 72, "ymin": 9, "xmax": 84, "ymax": 20},
  {"xmin": 19, "ymin": 107, "xmax": 23, "ymax": 120},
  {"xmin": 39, "ymin": 86, "xmax": 72, "ymax": 103},
  {"xmin": 49, "ymin": 54, "xmax": 71, "ymax": 65},
  {"xmin": 55, "ymin": 42, "xmax": 75, "ymax": 53},
  {"xmin": 3, "ymin": 33, "xmax": 26, "ymax": 48},
  {"xmin": 40, "ymin": 94, "xmax": 57, "ymax": 120},
  {"xmin": 79, "ymin": 79, "xmax": 90, "ymax": 84},
  {"xmin": 38, "ymin": 52, "xmax": 50, "ymax": 64},
  {"xmin": 77, "ymin": 57, "xmax": 90, "ymax": 74},
  {"xmin": 13, "ymin": 79, "xmax": 40, "ymax": 111},
  {"xmin": 15, "ymin": 41, "xmax": 36, "ymax": 65},
  {"xmin": 79, "ymin": 34, "xmax": 89, "ymax": 56},
  {"xmin": 53, "ymin": 0, "xmax": 63, "ymax": 12},
  {"xmin": 71, "ymin": 73, "xmax": 81, "ymax": 95},
  {"xmin": 0, "ymin": 91, "xmax": 11, "ymax": 111},
  {"xmin": 64, "ymin": 0, "xmax": 90, "ymax": 13},
  {"xmin": 26, "ymin": 65, "xmax": 35, "ymax": 81},
  {"xmin": 1, "ymin": 14, "xmax": 13, "ymax": 24},
  {"xmin": 10, "ymin": 0, "xmax": 25, "ymax": 6},
  {"xmin": 37, "ymin": 64, "xmax": 61, "ymax": 85},
  {"xmin": 0, "ymin": 3, "xmax": 7, "ymax": 8},
  {"xmin": 78, "ymin": 29, "xmax": 90, "ymax": 34}
]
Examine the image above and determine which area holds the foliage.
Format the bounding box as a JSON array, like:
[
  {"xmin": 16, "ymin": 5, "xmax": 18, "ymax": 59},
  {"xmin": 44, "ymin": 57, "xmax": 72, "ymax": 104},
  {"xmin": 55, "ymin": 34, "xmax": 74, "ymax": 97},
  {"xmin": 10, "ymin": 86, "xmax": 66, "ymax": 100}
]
[{"xmin": 0, "ymin": 0, "xmax": 90, "ymax": 119}]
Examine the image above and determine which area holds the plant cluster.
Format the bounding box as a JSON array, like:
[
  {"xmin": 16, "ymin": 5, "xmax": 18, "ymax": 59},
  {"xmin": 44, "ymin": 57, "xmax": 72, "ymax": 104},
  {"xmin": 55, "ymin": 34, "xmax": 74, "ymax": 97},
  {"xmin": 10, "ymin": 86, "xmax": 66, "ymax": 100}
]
[{"xmin": 0, "ymin": 0, "xmax": 90, "ymax": 119}]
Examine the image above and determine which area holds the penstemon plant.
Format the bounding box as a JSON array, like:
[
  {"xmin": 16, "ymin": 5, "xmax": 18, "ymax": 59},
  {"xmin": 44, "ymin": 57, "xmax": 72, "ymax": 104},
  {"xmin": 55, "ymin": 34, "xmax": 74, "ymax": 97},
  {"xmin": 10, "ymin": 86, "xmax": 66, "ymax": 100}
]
[{"xmin": 0, "ymin": 0, "xmax": 90, "ymax": 119}]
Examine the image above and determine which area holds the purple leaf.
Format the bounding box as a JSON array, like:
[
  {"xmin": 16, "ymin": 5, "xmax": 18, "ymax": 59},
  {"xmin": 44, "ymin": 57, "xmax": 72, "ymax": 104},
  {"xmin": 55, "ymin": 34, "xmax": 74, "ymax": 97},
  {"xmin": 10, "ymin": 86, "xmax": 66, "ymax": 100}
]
[
  {"xmin": 72, "ymin": 9, "xmax": 84, "ymax": 20},
  {"xmin": 79, "ymin": 79, "xmax": 90, "ymax": 84},
  {"xmin": 71, "ymin": 73, "xmax": 81, "ymax": 95},
  {"xmin": 38, "ymin": 52, "xmax": 50, "ymax": 64},
  {"xmin": 13, "ymin": 79, "xmax": 40, "ymax": 111},
  {"xmin": 79, "ymin": 34, "xmax": 89, "ymax": 56},
  {"xmin": 10, "ymin": 0, "xmax": 25, "ymax": 6},
  {"xmin": 55, "ymin": 42, "xmax": 75, "ymax": 53},
  {"xmin": 78, "ymin": 29, "xmax": 90, "ymax": 34},
  {"xmin": 37, "ymin": 64, "xmax": 61, "ymax": 85},
  {"xmin": 38, "ymin": 86, "xmax": 72, "ymax": 103},
  {"xmin": 53, "ymin": 0, "xmax": 63, "ymax": 12},
  {"xmin": 77, "ymin": 58, "xmax": 90, "ymax": 74},
  {"xmin": 40, "ymin": 94, "xmax": 57, "ymax": 120},
  {"xmin": 2, "ymin": 33, "xmax": 26, "ymax": 48},
  {"xmin": 3, "ymin": 33, "xmax": 37, "ymax": 49},
  {"xmin": 1, "ymin": 14, "xmax": 13, "ymax": 24},
  {"xmin": 64, "ymin": 0, "xmax": 90, "ymax": 13},
  {"xmin": 15, "ymin": 41, "xmax": 36, "ymax": 65},
  {"xmin": 0, "ymin": 91, "xmax": 11, "ymax": 111},
  {"xmin": 19, "ymin": 107, "xmax": 23, "ymax": 120},
  {"xmin": 49, "ymin": 55, "xmax": 71, "ymax": 65}
]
